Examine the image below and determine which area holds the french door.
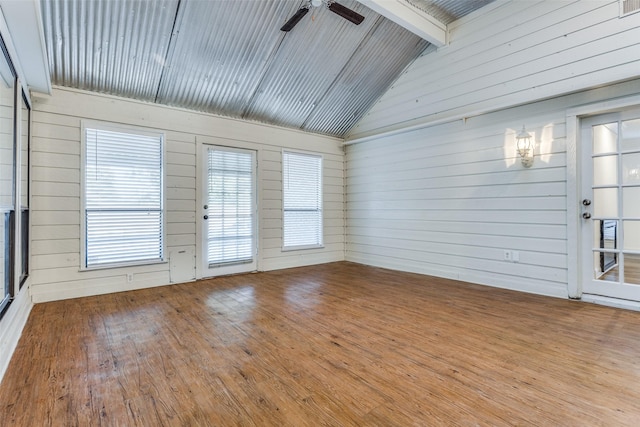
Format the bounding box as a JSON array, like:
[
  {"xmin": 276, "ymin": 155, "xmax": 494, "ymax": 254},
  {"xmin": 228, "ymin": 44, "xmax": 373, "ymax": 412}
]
[
  {"xmin": 200, "ymin": 145, "xmax": 257, "ymax": 277},
  {"xmin": 581, "ymin": 110, "xmax": 640, "ymax": 301}
]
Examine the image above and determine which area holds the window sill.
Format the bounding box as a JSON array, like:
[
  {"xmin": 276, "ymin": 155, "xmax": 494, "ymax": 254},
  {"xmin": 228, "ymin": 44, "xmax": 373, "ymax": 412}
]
[
  {"xmin": 80, "ymin": 258, "xmax": 167, "ymax": 272},
  {"xmin": 282, "ymin": 244, "xmax": 324, "ymax": 252}
]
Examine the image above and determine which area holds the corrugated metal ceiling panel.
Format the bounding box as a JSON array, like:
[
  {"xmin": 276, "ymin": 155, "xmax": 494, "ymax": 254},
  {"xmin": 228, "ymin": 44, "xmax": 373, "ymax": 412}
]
[
  {"xmin": 41, "ymin": 0, "xmax": 179, "ymax": 101},
  {"xmin": 40, "ymin": 0, "xmax": 495, "ymax": 137},
  {"xmin": 243, "ymin": 0, "xmax": 378, "ymax": 129},
  {"xmin": 303, "ymin": 18, "xmax": 429, "ymax": 136},
  {"xmin": 156, "ymin": 0, "xmax": 298, "ymax": 117},
  {"xmin": 405, "ymin": 0, "xmax": 495, "ymax": 24}
]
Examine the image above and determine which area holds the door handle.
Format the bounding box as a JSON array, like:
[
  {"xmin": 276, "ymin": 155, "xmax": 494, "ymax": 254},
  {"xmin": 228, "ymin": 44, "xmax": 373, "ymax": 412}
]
[
  {"xmin": 203, "ymin": 215, "xmax": 208, "ymax": 220},
  {"xmin": 582, "ymin": 199, "xmax": 591, "ymax": 206},
  {"xmin": 582, "ymin": 212, "xmax": 591, "ymax": 219}
]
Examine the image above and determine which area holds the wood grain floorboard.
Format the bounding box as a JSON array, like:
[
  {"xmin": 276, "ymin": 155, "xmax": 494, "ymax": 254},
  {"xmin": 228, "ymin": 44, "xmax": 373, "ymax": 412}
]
[{"xmin": 2, "ymin": 261, "xmax": 640, "ymax": 425}]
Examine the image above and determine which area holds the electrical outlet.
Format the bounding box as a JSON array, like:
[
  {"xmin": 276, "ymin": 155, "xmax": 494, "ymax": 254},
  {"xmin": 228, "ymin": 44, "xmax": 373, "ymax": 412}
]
[
  {"xmin": 503, "ymin": 250, "xmax": 511, "ymax": 261},
  {"xmin": 512, "ymin": 251, "xmax": 520, "ymax": 263},
  {"xmin": 127, "ymin": 273, "xmax": 134, "ymax": 283}
]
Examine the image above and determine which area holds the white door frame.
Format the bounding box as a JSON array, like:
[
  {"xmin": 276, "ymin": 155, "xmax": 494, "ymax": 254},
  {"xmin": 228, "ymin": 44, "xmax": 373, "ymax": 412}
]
[{"xmin": 566, "ymin": 93, "xmax": 640, "ymax": 301}]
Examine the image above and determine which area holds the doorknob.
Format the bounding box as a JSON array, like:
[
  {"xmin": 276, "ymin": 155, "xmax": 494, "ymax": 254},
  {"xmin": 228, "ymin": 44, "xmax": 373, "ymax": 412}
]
[
  {"xmin": 582, "ymin": 199, "xmax": 591, "ymax": 206},
  {"xmin": 203, "ymin": 215, "xmax": 208, "ymax": 220},
  {"xmin": 582, "ymin": 212, "xmax": 591, "ymax": 219}
]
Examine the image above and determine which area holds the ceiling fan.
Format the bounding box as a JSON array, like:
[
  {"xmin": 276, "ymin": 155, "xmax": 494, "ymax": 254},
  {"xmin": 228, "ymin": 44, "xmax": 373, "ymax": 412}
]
[{"xmin": 281, "ymin": 0, "xmax": 365, "ymax": 32}]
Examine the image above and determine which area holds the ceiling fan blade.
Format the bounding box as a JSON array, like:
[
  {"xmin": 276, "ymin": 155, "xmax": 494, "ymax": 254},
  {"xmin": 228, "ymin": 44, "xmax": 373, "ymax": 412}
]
[
  {"xmin": 281, "ymin": 7, "xmax": 310, "ymax": 31},
  {"xmin": 328, "ymin": 2, "xmax": 364, "ymax": 25}
]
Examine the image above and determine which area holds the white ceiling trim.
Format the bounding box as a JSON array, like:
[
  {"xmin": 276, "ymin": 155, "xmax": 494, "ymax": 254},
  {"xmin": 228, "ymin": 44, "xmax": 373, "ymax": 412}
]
[
  {"xmin": 356, "ymin": 0, "xmax": 447, "ymax": 46},
  {"xmin": 0, "ymin": 0, "xmax": 51, "ymax": 94}
]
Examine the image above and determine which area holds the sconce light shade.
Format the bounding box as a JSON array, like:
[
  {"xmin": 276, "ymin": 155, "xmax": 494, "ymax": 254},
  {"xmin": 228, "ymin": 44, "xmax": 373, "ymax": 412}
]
[{"xmin": 516, "ymin": 125, "xmax": 534, "ymax": 168}]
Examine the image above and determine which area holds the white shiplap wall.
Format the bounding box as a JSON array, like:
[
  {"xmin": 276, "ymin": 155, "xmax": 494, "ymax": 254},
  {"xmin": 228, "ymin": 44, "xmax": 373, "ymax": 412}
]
[
  {"xmin": 349, "ymin": 0, "xmax": 640, "ymax": 140},
  {"xmin": 346, "ymin": 79, "xmax": 640, "ymax": 298},
  {"xmin": 30, "ymin": 87, "xmax": 344, "ymax": 303}
]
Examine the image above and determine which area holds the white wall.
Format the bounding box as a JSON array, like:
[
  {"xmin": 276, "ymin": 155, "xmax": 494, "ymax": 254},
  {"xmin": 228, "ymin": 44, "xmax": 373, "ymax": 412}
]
[
  {"xmin": 349, "ymin": 0, "xmax": 640, "ymax": 140},
  {"xmin": 30, "ymin": 87, "xmax": 345, "ymax": 303},
  {"xmin": 344, "ymin": 0, "xmax": 640, "ymax": 298},
  {"xmin": 346, "ymin": 76, "xmax": 640, "ymax": 298}
]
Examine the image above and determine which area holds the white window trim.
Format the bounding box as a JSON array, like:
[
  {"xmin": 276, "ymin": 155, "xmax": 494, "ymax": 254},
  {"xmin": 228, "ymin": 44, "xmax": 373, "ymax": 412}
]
[
  {"xmin": 281, "ymin": 149, "xmax": 324, "ymax": 251},
  {"xmin": 80, "ymin": 120, "xmax": 167, "ymax": 271}
]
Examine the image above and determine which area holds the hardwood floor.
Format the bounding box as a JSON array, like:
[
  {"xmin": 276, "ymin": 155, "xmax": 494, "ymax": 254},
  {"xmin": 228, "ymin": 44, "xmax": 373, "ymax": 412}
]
[{"xmin": 2, "ymin": 262, "xmax": 640, "ymax": 425}]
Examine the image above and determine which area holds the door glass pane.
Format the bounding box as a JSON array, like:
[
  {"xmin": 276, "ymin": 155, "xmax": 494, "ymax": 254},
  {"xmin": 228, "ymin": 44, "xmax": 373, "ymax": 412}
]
[
  {"xmin": 594, "ymin": 220, "xmax": 618, "ymax": 249},
  {"xmin": 593, "ymin": 188, "xmax": 618, "ymax": 217},
  {"xmin": 592, "ymin": 219, "xmax": 602, "ymax": 248},
  {"xmin": 593, "ymin": 251, "xmax": 618, "ymax": 281},
  {"xmin": 593, "ymin": 123, "xmax": 618, "ymax": 155},
  {"xmin": 621, "ymin": 119, "xmax": 640, "ymax": 152},
  {"xmin": 206, "ymin": 149, "xmax": 254, "ymax": 267},
  {"xmin": 623, "ymin": 220, "xmax": 640, "ymax": 251},
  {"xmin": 585, "ymin": 116, "xmax": 640, "ymax": 299},
  {"xmin": 593, "ymin": 155, "xmax": 618, "ymax": 186},
  {"xmin": 623, "ymin": 187, "xmax": 640, "ymax": 217},
  {"xmin": 623, "ymin": 253, "xmax": 640, "ymax": 285},
  {"xmin": 622, "ymin": 152, "xmax": 640, "ymax": 185}
]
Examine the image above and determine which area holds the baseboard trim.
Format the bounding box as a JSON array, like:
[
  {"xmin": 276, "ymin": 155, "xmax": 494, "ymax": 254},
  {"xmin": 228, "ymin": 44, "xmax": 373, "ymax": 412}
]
[
  {"xmin": 580, "ymin": 294, "xmax": 640, "ymax": 312},
  {"xmin": 0, "ymin": 286, "xmax": 33, "ymax": 383}
]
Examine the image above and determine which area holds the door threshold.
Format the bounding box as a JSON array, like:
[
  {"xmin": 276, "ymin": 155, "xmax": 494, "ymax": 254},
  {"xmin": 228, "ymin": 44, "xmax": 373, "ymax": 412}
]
[{"xmin": 581, "ymin": 294, "xmax": 640, "ymax": 312}]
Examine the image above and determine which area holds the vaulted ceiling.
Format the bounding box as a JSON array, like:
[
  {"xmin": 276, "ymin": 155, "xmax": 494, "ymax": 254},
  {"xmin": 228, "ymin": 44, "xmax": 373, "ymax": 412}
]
[{"xmin": 39, "ymin": 0, "xmax": 493, "ymax": 137}]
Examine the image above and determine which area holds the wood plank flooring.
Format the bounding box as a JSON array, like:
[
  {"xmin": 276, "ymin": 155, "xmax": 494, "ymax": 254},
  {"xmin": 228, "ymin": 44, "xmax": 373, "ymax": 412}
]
[{"xmin": 2, "ymin": 261, "xmax": 640, "ymax": 425}]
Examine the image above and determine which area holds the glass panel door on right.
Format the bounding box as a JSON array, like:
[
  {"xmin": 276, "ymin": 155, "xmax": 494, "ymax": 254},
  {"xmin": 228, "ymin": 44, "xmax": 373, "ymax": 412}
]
[{"xmin": 582, "ymin": 114, "xmax": 640, "ymax": 301}]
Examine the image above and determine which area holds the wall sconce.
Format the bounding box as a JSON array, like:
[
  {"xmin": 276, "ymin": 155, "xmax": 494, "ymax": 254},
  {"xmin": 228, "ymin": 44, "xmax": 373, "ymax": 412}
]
[{"xmin": 516, "ymin": 125, "xmax": 534, "ymax": 168}]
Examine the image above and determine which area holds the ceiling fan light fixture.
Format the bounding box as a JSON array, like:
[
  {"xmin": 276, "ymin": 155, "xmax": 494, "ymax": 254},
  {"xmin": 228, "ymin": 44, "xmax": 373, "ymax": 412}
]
[{"xmin": 280, "ymin": 0, "xmax": 364, "ymax": 32}]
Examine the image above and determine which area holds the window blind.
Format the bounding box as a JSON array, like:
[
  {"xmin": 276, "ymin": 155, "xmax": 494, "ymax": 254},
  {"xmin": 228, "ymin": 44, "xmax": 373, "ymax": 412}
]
[
  {"xmin": 85, "ymin": 127, "xmax": 163, "ymax": 267},
  {"xmin": 206, "ymin": 149, "xmax": 254, "ymax": 266},
  {"xmin": 283, "ymin": 151, "xmax": 323, "ymax": 248}
]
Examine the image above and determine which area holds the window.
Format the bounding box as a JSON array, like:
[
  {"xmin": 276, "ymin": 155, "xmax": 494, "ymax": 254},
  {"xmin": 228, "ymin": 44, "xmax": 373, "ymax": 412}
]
[
  {"xmin": 83, "ymin": 123, "xmax": 164, "ymax": 268},
  {"xmin": 19, "ymin": 91, "xmax": 29, "ymax": 287},
  {"xmin": 282, "ymin": 151, "xmax": 323, "ymax": 249},
  {"xmin": 0, "ymin": 36, "xmax": 15, "ymax": 317}
]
